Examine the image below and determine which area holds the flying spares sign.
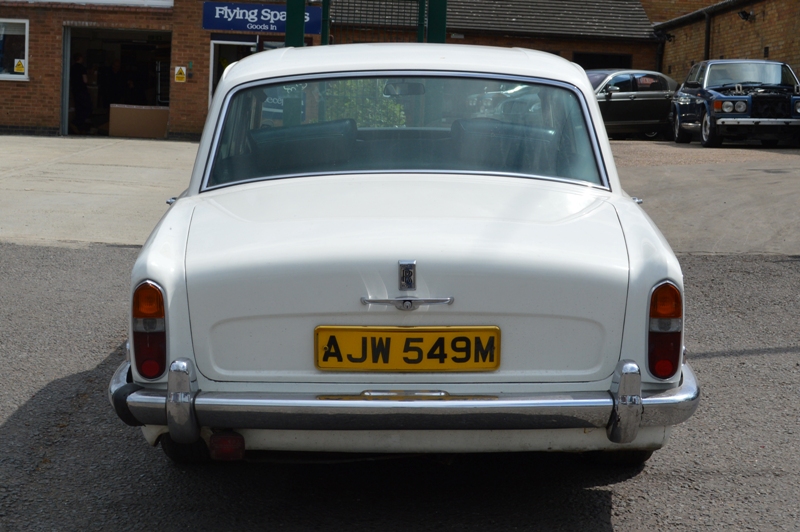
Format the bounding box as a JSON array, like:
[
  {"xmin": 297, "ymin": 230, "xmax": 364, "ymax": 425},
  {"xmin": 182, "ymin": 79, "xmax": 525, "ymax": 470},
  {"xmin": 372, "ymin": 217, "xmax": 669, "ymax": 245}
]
[{"xmin": 203, "ymin": 3, "xmax": 322, "ymax": 34}]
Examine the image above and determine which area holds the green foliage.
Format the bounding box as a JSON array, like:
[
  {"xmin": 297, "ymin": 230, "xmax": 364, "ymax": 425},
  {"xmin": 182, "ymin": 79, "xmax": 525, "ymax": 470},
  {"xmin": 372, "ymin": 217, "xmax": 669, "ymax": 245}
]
[{"xmin": 323, "ymin": 79, "xmax": 406, "ymax": 127}]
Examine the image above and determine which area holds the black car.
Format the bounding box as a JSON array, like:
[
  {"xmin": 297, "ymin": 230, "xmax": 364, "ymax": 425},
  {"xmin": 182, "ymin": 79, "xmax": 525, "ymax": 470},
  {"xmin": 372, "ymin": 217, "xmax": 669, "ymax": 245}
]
[
  {"xmin": 672, "ymin": 59, "xmax": 800, "ymax": 147},
  {"xmin": 586, "ymin": 69, "xmax": 678, "ymax": 139}
]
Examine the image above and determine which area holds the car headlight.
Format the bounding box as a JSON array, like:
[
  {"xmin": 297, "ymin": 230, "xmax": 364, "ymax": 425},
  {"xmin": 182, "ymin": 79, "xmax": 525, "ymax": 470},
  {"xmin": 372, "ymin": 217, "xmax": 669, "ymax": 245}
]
[
  {"xmin": 735, "ymin": 101, "xmax": 748, "ymax": 113},
  {"xmin": 795, "ymin": 101, "xmax": 800, "ymax": 114},
  {"xmin": 722, "ymin": 101, "xmax": 734, "ymax": 113}
]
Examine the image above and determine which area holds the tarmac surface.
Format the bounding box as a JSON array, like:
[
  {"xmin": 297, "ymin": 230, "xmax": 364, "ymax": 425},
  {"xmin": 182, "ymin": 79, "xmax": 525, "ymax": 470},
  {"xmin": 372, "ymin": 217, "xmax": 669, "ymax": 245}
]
[
  {"xmin": 1, "ymin": 135, "xmax": 799, "ymax": 253},
  {"xmin": 1, "ymin": 136, "xmax": 800, "ymax": 531}
]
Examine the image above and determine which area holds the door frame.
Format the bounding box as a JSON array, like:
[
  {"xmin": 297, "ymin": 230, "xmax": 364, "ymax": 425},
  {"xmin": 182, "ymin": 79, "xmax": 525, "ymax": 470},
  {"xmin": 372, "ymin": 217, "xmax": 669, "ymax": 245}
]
[
  {"xmin": 208, "ymin": 37, "xmax": 257, "ymax": 106},
  {"xmin": 60, "ymin": 27, "xmax": 72, "ymax": 135}
]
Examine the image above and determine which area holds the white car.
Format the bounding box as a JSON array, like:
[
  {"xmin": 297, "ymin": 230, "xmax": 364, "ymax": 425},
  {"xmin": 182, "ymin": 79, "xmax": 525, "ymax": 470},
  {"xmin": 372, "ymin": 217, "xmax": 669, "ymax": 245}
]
[{"xmin": 109, "ymin": 43, "xmax": 699, "ymax": 466}]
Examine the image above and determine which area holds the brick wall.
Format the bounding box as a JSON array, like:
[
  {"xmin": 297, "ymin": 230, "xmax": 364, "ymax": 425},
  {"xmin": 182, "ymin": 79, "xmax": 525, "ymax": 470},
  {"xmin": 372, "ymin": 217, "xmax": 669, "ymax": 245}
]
[
  {"xmin": 0, "ymin": 2, "xmax": 173, "ymax": 134},
  {"xmin": 639, "ymin": 0, "xmax": 712, "ymax": 24},
  {"xmin": 170, "ymin": 0, "xmax": 208, "ymax": 135},
  {"xmin": 662, "ymin": 0, "xmax": 800, "ymax": 82}
]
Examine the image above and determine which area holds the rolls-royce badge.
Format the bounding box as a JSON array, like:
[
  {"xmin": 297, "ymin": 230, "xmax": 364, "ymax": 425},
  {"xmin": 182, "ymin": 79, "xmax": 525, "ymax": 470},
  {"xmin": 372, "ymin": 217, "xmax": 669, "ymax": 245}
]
[{"xmin": 399, "ymin": 260, "xmax": 416, "ymax": 291}]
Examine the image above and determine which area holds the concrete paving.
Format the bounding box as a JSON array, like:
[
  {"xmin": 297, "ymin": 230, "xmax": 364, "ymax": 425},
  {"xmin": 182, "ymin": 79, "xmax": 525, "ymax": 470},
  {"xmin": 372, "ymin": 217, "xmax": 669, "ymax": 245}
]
[
  {"xmin": 614, "ymin": 140, "xmax": 800, "ymax": 255},
  {"xmin": 0, "ymin": 135, "xmax": 799, "ymax": 253},
  {"xmin": 0, "ymin": 136, "xmax": 196, "ymax": 247}
]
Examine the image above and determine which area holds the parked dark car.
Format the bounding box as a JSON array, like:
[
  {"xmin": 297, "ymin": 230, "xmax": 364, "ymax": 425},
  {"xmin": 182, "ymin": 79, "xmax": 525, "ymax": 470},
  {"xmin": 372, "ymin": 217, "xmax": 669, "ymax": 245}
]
[
  {"xmin": 672, "ymin": 59, "xmax": 800, "ymax": 147},
  {"xmin": 586, "ymin": 69, "xmax": 678, "ymax": 139}
]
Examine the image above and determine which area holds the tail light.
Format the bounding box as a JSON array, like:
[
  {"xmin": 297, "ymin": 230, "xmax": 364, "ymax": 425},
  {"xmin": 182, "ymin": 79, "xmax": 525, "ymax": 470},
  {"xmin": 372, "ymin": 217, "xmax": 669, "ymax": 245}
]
[
  {"xmin": 209, "ymin": 431, "xmax": 246, "ymax": 461},
  {"xmin": 132, "ymin": 281, "xmax": 167, "ymax": 380},
  {"xmin": 648, "ymin": 282, "xmax": 682, "ymax": 379}
]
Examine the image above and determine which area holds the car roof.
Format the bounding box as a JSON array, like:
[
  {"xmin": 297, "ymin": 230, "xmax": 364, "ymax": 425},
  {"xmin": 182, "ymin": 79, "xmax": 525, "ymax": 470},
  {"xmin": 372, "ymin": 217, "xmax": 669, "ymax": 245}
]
[
  {"xmin": 585, "ymin": 69, "xmax": 668, "ymax": 76},
  {"xmin": 700, "ymin": 59, "xmax": 787, "ymax": 66},
  {"xmin": 218, "ymin": 43, "xmax": 592, "ymax": 92},
  {"xmin": 585, "ymin": 69, "xmax": 677, "ymax": 90}
]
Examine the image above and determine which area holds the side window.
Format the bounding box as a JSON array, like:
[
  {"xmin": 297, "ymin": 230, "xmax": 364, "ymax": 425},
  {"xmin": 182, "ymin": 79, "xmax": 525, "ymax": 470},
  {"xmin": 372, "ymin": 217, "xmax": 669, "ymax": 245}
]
[
  {"xmin": 606, "ymin": 74, "xmax": 633, "ymax": 92},
  {"xmin": 0, "ymin": 19, "xmax": 29, "ymax": 81},
  {"xmin": 634, "ymin": 74, "xmax": 666, "ymax": 91},
  {"xmin": 780, "ymin": 65, "xmax": 798, "ymax": 86},
  {"xmin": 696, "ymin": 64, "xmax": 708, "ymax": 86},
  {"xmin": 685, "ymin": 64, "xmax": 700, "ymax": 83}
]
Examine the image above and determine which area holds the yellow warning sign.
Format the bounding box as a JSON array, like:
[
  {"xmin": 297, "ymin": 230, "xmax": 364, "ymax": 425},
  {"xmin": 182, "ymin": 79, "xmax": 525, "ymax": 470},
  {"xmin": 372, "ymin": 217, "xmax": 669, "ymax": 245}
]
[
  {"xmin": 14, "ymin": 59, "xmax": 25, "ymax": 74},
  {"xmin": 174, "ymin": 66, "xmax": 186, "ymax": 83}
]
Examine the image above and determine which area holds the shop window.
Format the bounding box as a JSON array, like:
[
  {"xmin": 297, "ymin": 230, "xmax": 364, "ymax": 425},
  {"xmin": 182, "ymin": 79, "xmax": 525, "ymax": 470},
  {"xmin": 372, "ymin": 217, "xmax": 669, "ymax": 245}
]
[{"xmin": 0, "ymin": 19, "xmax": 29, "ymax": 81}]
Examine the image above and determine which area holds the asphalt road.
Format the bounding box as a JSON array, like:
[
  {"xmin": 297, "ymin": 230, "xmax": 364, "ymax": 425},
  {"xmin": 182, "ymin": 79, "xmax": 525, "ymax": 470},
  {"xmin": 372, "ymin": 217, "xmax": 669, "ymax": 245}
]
[{"xmin": 1, "ymin": 138, "xmax": 799, "ymax": 531}]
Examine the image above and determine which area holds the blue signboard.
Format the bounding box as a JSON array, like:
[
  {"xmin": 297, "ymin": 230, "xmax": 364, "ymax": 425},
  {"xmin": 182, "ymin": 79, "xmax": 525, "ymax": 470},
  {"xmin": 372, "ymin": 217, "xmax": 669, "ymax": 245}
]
[{"xmin": 203, "ymin": 3, "xmax": 322, "ymax": 34}]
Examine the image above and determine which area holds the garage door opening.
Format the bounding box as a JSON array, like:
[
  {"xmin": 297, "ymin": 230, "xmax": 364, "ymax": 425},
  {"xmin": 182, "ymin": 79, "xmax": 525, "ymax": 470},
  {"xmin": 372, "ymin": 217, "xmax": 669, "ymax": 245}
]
[{"xmin": 64, "ymin": 28, "xmax": 171, "ymax": 136}]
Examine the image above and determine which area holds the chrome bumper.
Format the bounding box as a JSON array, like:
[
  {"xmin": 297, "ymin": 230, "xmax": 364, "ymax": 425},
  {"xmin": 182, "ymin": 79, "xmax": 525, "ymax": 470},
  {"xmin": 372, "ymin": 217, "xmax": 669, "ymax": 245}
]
[
  {"xmin": 109, "ymin": 359, "xmax": 699, "ymax": 446},
  {"xmin": 715, "ymin": 118, "xmax": 800, "ymax": 126}
]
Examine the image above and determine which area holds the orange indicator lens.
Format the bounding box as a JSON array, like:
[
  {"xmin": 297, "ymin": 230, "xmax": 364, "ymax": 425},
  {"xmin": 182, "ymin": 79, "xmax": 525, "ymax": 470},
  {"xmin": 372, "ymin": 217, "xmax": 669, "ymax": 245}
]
[
  {"xmin": 650, "ymin": 283, "xmax": 682, "ymax": 319},
  {"xmin": 133, "ymin": 282, "xmax": 164, "ymax": 319}
]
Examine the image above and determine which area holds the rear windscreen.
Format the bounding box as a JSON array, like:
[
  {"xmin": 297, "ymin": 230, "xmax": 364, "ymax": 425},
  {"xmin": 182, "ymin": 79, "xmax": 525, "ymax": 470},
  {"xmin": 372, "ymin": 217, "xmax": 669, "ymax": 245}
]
[{"xmin": 207, "ymin": 75, "xmax": 602, "ymax": 188}]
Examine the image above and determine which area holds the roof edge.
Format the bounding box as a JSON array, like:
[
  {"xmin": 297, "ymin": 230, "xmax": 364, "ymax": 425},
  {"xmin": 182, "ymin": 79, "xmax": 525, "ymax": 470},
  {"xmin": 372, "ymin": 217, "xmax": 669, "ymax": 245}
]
[
  {"xmin": 445, "ymin": 26, "xmax": 658, "ymax": 42},
  {"xmin": 654, "ymin": 0, "xmax": 763, "ymax": 31}
]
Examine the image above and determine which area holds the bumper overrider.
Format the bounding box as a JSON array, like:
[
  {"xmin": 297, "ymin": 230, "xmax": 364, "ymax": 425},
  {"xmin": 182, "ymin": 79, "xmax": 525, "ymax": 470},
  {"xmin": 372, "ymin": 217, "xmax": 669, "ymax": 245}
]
[{"xmin": 109, "ymin": 358, "xmax": 699, "ymax": 446}]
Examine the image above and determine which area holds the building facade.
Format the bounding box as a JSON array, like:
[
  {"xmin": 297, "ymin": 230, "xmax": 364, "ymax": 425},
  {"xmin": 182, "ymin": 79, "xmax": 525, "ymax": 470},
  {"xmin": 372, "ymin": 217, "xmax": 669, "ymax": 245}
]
[
  {"xmin": 0, "ymin": 0, "xmax": 321, "ymax": 137},
  {"xmin": 0, "ymin": 0, "xmax": 658, "ymax": 138},
  {"xmin": 654, "ymin": 0, "xmax": 800, "ymax": 82}
]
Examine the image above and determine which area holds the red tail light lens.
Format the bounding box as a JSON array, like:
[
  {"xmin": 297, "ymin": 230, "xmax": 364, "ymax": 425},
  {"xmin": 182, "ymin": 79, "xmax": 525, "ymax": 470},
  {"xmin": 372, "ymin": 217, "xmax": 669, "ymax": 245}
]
[
  {"xmin": 648, "ymin": 282, "xmax": 682, "ymax": 379},
  {"xmin": 209, "ymin": 431, "xmax": 246, "ymax": 461},
  {"xmin": 132, "ymin": 281, "xmax": 167, "ymax": 379}
]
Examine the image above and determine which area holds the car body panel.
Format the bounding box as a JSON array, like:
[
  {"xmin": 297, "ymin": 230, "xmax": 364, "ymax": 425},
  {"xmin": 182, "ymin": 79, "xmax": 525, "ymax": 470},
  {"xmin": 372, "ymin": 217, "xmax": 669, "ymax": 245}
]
[
  {"xmin": 588, "ymin": 69, "xmax": 677, "ymax": 137},
  {"xmin": 111, "ymin": 43, "xmax": 697, "ymax": 457},
  {"xmin": 183, "ymin": 174, "xmax": 629, "ymax": 384},
  {"xmin": 673, "ymin": 59, "xmax": 800, "ymax": 145}
]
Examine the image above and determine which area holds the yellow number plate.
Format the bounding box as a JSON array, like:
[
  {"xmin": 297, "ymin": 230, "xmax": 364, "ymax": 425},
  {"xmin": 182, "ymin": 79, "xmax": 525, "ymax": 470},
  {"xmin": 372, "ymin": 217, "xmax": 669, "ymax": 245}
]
[{"xmin": 314, "ymin": 326, "xmax": 500, "ymax": 372}]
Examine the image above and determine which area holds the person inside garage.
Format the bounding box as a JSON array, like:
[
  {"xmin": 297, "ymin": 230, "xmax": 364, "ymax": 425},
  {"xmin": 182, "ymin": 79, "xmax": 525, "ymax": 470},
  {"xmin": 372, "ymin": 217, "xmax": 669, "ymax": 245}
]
[{"xmin": 70, "ymin": 53, "xmax": 93, "ymax": 134}]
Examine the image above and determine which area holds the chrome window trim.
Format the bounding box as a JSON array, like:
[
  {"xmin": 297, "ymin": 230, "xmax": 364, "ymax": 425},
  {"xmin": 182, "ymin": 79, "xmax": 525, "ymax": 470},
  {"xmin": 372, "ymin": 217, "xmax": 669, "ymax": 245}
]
[{"xmin": 200, "ymin": 70, "xmax": 611, "ymax": 193}]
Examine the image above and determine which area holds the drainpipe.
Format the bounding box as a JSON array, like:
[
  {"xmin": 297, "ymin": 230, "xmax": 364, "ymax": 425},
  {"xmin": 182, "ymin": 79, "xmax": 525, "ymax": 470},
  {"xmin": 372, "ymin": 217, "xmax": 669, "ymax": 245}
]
[{"xmin": 655, "ymin": 33, "xmax": 665, "ymax": 73}]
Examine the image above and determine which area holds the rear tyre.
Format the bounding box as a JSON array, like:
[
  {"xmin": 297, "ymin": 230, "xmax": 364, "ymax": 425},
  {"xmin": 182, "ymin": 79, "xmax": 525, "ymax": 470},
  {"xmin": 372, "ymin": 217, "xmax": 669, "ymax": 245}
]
[
  {"xmin": 700, "ymin": 110, "xmax": 722, "ymax": 148},
  {"xmin": 643, "ymin": 130, "xmax": 660, "ymax": 140},
  {"xmin": 673, "ymin": 111, "xmax": 691, "ymax": 144},
  {"xmin": 160, "ymin": 434, "xmax": 211, "ymax": 464},
  {"xmin": 760, "ymin": 139, "xmax": 779, "ymax": 148}
]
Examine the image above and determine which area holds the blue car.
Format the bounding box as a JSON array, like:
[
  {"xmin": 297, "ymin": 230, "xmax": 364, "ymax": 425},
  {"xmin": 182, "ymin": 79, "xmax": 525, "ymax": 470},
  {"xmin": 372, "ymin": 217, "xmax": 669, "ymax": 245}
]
[{"xmin": 672, "ymin": 59, "xmax": 800, "ymax": 147}]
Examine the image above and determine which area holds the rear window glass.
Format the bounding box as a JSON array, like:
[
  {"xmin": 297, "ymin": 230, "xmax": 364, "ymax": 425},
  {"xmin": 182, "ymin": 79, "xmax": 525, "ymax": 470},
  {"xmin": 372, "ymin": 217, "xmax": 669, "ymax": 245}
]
[{"xmin": 207, "ymin": 75, "xmax": 602, "ymax": 188}]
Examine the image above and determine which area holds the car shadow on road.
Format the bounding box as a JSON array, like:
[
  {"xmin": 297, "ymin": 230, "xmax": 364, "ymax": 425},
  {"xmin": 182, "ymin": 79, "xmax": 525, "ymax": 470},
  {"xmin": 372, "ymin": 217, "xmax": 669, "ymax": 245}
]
[{"xmin": 0, "ymin": 345, "xmax": 643, "ymax": 531}]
